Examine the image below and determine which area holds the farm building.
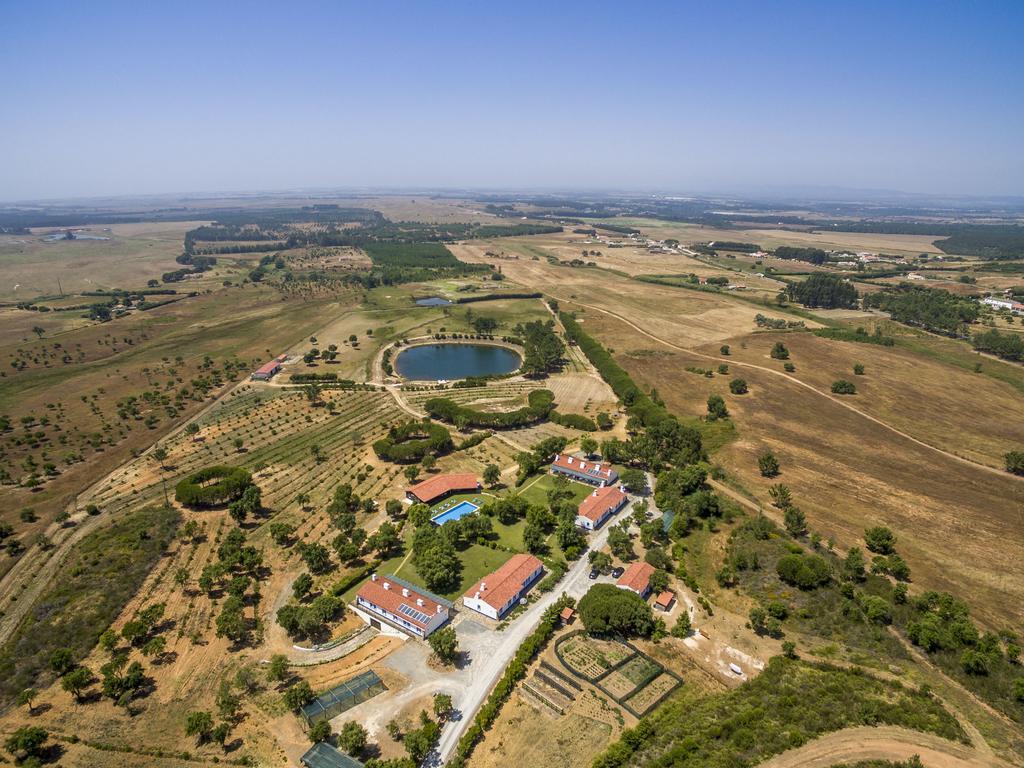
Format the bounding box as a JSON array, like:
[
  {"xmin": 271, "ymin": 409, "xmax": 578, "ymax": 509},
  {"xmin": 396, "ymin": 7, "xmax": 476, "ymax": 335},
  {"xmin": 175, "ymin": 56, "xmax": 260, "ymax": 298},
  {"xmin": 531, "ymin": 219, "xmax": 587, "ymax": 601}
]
[
  {"xmin": 617, "ymin": 562, "xmax": 655, "ymax": 598},
  {"xmin": 354, "ymin": 573, "xmax": 451, "ymax": 638},
  {"xmin": 300, "ymin": 742, "xmax": 364, "ymax": 768},
  {"xmin": 250, "ymin": 358, "xmax": 282, "ymax": 381},
  {"xmin": 654, "ymin": 590, "xmax": 676, "ymax": 612},
  {"xmin": 550, "ymin": 453, "xmax": 618, "ymax": 486},
  {"xmin": 462, "ymin": 553, "xmax": 545, "ymax": 620},
  {"xmin": 299, "ymin": 669, "xmax": 386, "ymax": 726},
  {"xmin": 575, "ymin": 485, "xmax": 629, "ymax": 531},
  {"xmin": 406, "ymin": 473, "xmax": 480, "ymax": 504},
  {"xmin": 982, "ymin": 297, "xmax": 1024, "ymax": 313}
]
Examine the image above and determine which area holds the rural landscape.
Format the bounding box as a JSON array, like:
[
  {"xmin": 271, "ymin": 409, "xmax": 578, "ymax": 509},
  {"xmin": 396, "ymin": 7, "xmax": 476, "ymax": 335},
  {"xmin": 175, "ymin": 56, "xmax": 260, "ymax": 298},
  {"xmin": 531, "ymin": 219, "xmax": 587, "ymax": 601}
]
[{"xmin": 2, "ymin": 2, "xmax": 1023, "ymax": 767}]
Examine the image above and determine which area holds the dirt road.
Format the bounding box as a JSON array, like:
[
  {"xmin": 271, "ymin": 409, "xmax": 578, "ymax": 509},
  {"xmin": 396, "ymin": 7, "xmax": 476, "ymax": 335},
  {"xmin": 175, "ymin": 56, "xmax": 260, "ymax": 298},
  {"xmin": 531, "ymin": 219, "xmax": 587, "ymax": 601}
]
[{"xmin": 756, "ymin": 725, "xmax": 1013, "ymax": 768}]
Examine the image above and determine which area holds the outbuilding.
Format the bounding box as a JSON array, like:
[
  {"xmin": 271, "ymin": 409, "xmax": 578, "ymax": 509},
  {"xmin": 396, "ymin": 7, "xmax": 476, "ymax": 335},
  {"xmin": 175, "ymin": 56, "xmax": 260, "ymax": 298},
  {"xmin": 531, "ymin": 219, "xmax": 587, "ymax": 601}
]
[{"xmin": 463, "ymin": 553, "xmax": 545, "ymax": 620}]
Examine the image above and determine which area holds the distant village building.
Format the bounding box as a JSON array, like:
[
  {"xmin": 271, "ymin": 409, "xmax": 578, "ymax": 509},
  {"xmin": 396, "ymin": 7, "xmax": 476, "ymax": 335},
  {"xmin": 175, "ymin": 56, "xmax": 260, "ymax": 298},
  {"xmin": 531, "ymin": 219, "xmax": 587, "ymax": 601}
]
[
  {"xmin": 462, "ymin": 554, "xmax": 545, "ymax": 620},
  {"xmin": 575, "ymin": 485, "xmax": 629, "ymax": 531},
  {"xmin": 616, "ymin": 562, "xmax": 655, "ymax": 598},
  {"xmin": 406, "ymin": 473, "xmax": 480, "ymax": 505},
  {"xmin": 354, "ymin": 574, "xmax": 451, "ymax": 638},
  {"xmin": 551, "ymin": 454, "xmax": 618, "ymax": 486},
  {"xmin": 982, "ymin": 297, "xmax": 1024, "ymax": 313}
]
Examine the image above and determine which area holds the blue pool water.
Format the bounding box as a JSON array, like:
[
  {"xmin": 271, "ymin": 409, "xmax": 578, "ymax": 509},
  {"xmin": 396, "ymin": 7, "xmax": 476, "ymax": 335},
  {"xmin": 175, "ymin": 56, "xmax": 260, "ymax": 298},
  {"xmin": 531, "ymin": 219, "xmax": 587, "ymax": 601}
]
[{"xmin": 431, "ymin": 500, "xmax": 480, "ymax": 525}]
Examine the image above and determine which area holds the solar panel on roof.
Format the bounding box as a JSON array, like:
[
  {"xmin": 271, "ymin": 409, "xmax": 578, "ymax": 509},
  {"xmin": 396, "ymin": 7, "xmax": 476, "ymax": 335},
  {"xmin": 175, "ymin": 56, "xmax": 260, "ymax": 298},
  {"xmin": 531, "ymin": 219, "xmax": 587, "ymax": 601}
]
[{"xmin": 398, "ymin": 603, "xmax": 431, "ymax": 624}]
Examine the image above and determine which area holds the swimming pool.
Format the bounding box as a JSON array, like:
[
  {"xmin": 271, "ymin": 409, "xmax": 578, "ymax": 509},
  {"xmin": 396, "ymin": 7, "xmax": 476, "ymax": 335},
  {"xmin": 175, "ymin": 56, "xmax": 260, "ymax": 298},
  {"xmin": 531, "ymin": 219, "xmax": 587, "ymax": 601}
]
[{"xmin": 431, "ymin": 500, "xmax": 480, "ymax": 525}]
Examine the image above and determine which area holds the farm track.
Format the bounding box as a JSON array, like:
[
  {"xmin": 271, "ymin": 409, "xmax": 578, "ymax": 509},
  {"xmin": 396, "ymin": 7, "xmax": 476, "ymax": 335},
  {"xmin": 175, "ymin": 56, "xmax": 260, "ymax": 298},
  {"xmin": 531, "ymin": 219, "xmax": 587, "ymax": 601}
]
[
  {"xmin": 554, "ymin": 295, "xmax": 1022, "ymax": 482},
  {"xmin": 753, "ymin": 725, "xmax": 1014, "ymax": 768}
]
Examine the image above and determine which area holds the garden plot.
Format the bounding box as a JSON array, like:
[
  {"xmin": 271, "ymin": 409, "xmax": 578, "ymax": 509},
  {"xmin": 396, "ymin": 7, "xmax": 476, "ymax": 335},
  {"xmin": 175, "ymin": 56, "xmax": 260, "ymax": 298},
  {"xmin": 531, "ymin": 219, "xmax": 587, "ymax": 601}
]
[
  {"xmin": 600, "ymin": 655, "xmax": 661, "ymax": 700},
  {"xmin": 622, "ymin": 672, "xmax": 680, "ymax": 716},
  {"xmin": 558, "ymin": 635, "xmax": 634, "ymax": 680}
]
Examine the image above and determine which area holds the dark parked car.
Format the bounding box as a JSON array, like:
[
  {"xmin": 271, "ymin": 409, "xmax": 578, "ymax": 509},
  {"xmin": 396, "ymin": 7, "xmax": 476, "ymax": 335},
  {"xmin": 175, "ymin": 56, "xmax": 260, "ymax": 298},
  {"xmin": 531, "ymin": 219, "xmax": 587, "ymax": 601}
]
[
  {"xmin": 611, "ymin": 566, "xmax": 625, "ymax": 578},
  {"xmin": 588, "ymin": 569, "xmax": 600, "ymax": 580}
]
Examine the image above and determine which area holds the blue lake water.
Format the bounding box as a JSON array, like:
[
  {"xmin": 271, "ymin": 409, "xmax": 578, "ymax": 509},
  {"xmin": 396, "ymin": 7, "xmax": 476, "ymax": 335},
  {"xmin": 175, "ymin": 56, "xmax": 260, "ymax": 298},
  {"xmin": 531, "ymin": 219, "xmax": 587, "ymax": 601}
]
[
  {"xmin": 415, "ymin": 296, "xmax": 452, "ymax": 306},
  {"xmin": 394, "ymin": 343, "xmax": 521, "ymax": 380}
]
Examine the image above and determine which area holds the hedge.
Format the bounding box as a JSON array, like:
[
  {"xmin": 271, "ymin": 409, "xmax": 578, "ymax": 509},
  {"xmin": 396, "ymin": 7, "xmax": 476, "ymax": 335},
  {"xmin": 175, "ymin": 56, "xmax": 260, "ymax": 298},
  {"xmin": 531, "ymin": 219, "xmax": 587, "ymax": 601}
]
[
  {"xmin": 559, "ymin": 311, "xmax": 671, "ymax": 427},
  {"xmin": 174, "ymin": 466, "xmax": 253, "ymax": 507},
  {"xmin": 424, "ymin": 389, "xmax": 555, "ymax": 429},
  {"xmin": 372, "ymin": 420, "xmax": 452, "ymax": 462}
]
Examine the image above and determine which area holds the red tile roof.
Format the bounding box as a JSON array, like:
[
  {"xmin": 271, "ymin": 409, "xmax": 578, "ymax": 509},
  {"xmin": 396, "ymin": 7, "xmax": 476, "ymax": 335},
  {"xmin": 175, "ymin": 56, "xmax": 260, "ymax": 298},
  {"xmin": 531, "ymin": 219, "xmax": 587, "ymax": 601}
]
[
  {"xmin": 407, "ymin": 473, "xmax": 479, "ymax": 504},
  {"xmin": 552, "ymin": 454, "xmax": 615, "ymax": 482},
  {"xmin": 655, "ymin": 590, "xmax": 675, "ymax": 609},
  {"xmin": 617, "ymin": 562, "xmax": 655, "ymax": 594},
  {"xmin": 254, "ymin": 360, "xmax": 281, "ymax": 375},
  {"xmin": 559, "ymin": 606, "xmax": 575, "ymax": 621},
  {"xmin": 464, "ymin": 553, "xmax": 543, "ymax": 611},
  {"xmin": 356, "ymin": 575, "xmax": 446, "ymax": 630},
  {"xmin": 577, "ymin": 485, "xmax": 628, "ymax": 523}
]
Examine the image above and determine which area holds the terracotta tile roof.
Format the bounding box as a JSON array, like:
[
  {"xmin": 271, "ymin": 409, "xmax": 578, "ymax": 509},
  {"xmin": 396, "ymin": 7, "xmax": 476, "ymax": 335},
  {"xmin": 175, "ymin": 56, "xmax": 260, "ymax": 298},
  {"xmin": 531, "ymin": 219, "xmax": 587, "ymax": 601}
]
[
  {"xmin": 407, "ymin": 473, "xmax": 479, "ymax": 504},
  {"xmin": 655, "ymin": 590, "xmax": 675, "ymax": 609},
  {"xmin": 254, "ymin": 360, "xmax": 281, "ymax": 375},
  {"xmin": 464, "ymin": 553, "xmax": 543, "ymax": 611},
  {"xmin": 356, "ymin": 574, "xmax": 446, "ymax": 630},
  {"xmin": 559, "ymin": 606, "xmax": 575, "ymax": 621},
  {"xmin": 577, "ymin": 485, "xmax": 628, "ymax": 523},
  {"xmin": 617, "ymin": 562, "xmax": 655, "ymax": 594},
  {"xmin": 551, "ymin": 453, "xmax": 616, "ymax": 481}
]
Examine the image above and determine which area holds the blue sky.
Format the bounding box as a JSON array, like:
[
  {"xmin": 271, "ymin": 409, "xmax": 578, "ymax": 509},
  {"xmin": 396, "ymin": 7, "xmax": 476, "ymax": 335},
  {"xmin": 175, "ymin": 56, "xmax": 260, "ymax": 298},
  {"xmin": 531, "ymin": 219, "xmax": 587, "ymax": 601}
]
[{"xmin": 2, "ymin": 0, "xmax": 1022, "ymax": 200}]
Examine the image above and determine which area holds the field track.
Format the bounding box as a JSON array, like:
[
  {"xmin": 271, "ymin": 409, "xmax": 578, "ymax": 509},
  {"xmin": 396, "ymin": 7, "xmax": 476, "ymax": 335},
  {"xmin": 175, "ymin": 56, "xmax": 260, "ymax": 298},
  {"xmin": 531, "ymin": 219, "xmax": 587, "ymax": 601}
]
[
  {"xmin": 554, "ymin": 295, "xmax": 1022, "ymax": 483},
  {"xmin": 755, "ymin": 726, "xmax": 1014, "ymax": 768}
]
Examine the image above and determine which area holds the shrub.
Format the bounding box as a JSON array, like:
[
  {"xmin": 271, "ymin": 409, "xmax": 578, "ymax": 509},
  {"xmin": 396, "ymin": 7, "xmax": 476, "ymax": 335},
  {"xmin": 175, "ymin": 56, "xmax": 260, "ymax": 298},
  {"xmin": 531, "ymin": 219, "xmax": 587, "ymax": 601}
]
[
  {"xmin": 729, "ymin": 378, "xmax": 748, "ymax": 394},
  {"xmin": 758, "ymin": 451, "xmax": 780, "ymax": 478},
  {"xmin": 1005, "ymin": 450, "xmax": 1024, "ymax": 476},
  {"xmin": 776, "ymin": 553, "xmax": 831, "ymax": 589},
  {"xmin": 831, "ymin": 379, "xmax": 857, "ymax": 395},
  {"xmin": 770, "ymin": 342, "xmax": 790, "ymax": 360}
]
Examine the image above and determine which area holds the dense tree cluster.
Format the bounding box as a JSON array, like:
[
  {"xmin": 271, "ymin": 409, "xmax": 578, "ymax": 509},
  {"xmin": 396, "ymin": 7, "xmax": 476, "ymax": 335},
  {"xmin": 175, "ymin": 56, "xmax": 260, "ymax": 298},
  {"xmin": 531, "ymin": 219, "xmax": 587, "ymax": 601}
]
[
  {"xmin": 425, "ymin": 389, "xmax": 555, "ymax": 429},
  {"xmin": 175, "ymin": 466, "xmax": 254, "ymax": 508},
  {"xmin": 578, "ymin": 583, "xmax": 654, "ymax": 637},
  {"xmin": 973, "ymin": 328, "xmax": 1024, "ymax": 361},
  {"xmin": 774, "ymin": 246, "xmax": 829, "ymax": 264},
  {"xmin": 786, "ymin": 273, "xmax": 858, "ymax": 309},
  {"xmin": 863, "ymin": 285, "xmax": 979, "ymax": 336},
  {"xmin": 373, "ymin": 419, "xmax": 452, "ymax": 463}
]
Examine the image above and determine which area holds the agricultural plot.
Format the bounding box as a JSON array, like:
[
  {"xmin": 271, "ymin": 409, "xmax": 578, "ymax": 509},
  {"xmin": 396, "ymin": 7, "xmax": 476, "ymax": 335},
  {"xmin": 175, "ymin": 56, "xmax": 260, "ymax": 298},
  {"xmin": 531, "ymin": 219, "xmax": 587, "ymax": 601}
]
[
  {"xmin": 557, "ymin": 634, "xmax": 633, "ymax": 679},
  {"xmin": 600, "ymin": 655, "xmax": 662, "ymax": 699},
  {"xmin": 622, "ymin": 672, "xmax": 680, "ymax": 715}
]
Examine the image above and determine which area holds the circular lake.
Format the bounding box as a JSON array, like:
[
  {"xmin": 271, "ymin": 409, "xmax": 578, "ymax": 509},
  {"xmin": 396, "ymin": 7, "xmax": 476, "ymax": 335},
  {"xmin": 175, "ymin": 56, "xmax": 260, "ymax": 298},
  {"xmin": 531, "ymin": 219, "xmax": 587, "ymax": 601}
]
[{"xmin": 394, "ymin": 343, "xmax": 521, "ymax": 381}]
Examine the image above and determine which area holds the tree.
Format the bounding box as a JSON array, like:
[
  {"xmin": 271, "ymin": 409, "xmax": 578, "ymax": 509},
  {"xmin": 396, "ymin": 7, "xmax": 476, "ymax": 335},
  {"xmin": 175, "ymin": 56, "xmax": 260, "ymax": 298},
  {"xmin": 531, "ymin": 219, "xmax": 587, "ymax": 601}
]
[
  {"xmin": 757, "ymin": 451, "xmax": 780, "ymax": 477},
  {"xmin": 151, "ymin": 446, "xmax": 169, "ymax": 470},
  {"xmin": 185, "ymin": 422, "xmax": 200, "ymax": 440},
  {"xmin": 428, "ymin": 626, "xmax": 459, "ymax": 665},
  {"xmin": 433, "ymin": 692, "xmax": 454, "ymax": 721},
  {"xmin": 831, "ymin": 379, "xmax": 857, "ymax": 395},
  {"xmin": 961, "ymin": 649, "xmax": 990, "ymax": 676},
  {"xmin": 607, "ymin": 524, "xmax": 634, "ymax": 561},
  {"xmin": 309, "ymin": 720, "xmax": 332, "ymax": 743},
  {"xmin": 783, "ymin": 506, "xmax": 807, "ymax": 537},
  {"xmin": 720, "ymin": 344, "xmax": 730, "ymax": 355},
  {"xmin": 404, "ymin": 465, "xmax": 420, "ymax": 483},
  {"xmin": 368, "ymin": 522, "xmax": 401, "ymax": 556},
  {"xmin": 776, "ymin": 553, "xmax": 831, "ymax": 589},
  {"xmin": 17, "ymin": 687, "xmax": 37, "ymax": 714},
  {"xmin": 864, "ymin": 526, "xmax": 897, "ymax": 555},
  {"xmin": 729, "ymin": 378, "xmax": 748, "ymax": 395},
  {"xmin": 853, "ymin": 363, "xmax": 865, "ymax": 375},
  {"xmin": 648, "ymin": 569, "xmax": 670, "ymax": 595},
  {"xmin": 706, "ymin": 394, "xmax": 728, "ymax": 421},
  {"xmin": 61, "ymin": 666, "xmax": 92, "ymax": 701},
  {"xmin": 420, "ymin": 454, "xmax": 436, "ymax": 472},
  {"xmin": 768, "ymin": 483, "xmax": 791, "ymax": 509},
  {"xmin": 580, "ymin": 436, "xmax": 598, "ymax": 457},
  {"xmin": 233, "ymin": 437, "xmax": 245, "ymax": 452},
  {"xmin": 483, "ymin": 463, "xmax": 501, "ymax": 487},
  {"xmin": 671, "ymin": 611, "xmax": 691, "ymax": 638},
  {"xmin": 579, "ymin": 584, "xmax": 654, "ymax": 637},
  {"xmin": 49, "ymin": 647, "xmax": 75, "ymax": 676},
  {"xmin": 299, "ymin": 542, "xmax": 332, "ymax": 574},
  {"xmin": 843, "ymin": 547, "xmax": 867, "ymax": 582},
  {"xmin": 749, "ymin": 606, "xmax": 768, "ymax": 634},
  {"xmin": 293, "ymin": 572, "xmax": 314, "ymax": 601},
  {"xmin": 267, "ymin": 654, "xmax": 289, "ymax": 683},
  {"xmin": 619, "ymin": 467, "xmax": 647, "ymax": 493},
  {"xmin": 1006, "ymin": 450, "xmax": 1024, "ymax": 476},
  {"xmin": 283, "ymin": 680, "xmax": 314, "ymax": 711},
  {"xmin": 338, "ymin": 720, "xmax": 368, "ymax": 755},
  {"xmin": 4, "ymin": 726, "xmax": 48, "ymax": 764},
  {"xmin": 782, "ymin": 640, "xmax": 797, "ymax": 659},
  {"xmin": 770, "ymin": 342, "xmax": 789, "ymax": 360},
  {"xmin": 185, "ymin": 710, "xmax": 214, "ymax": 744},
  {"xmin": 589, "ymin": 550, "xmax": 612, "ymax": 573}
]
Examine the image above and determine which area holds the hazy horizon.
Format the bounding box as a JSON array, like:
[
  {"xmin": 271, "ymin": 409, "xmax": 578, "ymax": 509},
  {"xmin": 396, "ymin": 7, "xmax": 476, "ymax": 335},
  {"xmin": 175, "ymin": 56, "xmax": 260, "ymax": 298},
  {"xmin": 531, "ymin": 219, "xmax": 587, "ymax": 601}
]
[{"xmin": 3, "ymin": 0, "xmax": 1023, "ymax": 201}]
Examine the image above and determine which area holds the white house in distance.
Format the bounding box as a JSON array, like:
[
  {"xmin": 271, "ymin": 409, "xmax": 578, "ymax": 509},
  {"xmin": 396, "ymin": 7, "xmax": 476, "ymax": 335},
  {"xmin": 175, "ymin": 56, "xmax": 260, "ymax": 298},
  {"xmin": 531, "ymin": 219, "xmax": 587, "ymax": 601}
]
[
  {"xmin": 462, "ymin": 553, "xmax": 545, "ymax": 620},
  {"xmin": 354, "ymin": 574, "xmax": 450, "ymax": 638},
  {"xmin": 982, "ymin": 297, "xmax": 1024, "ymax": 314},
  {"xmin": 551, "ymin": 453, "xmax": 618, "ymax": 486},
  {"xmin": 575, "ymin": 485, "xmax": 629, "ymax": 531}
]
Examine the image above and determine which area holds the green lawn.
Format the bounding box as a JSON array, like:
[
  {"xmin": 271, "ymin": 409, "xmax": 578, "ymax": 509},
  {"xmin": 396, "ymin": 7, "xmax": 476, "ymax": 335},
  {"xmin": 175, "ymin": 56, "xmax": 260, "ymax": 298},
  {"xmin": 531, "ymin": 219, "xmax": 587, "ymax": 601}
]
[
  {"xmin": 518, "ymin": 473, "xmax": 595, "ymax": 507},
  {"xmin": 391, "ymin": 542, "xmax": 516, "ymax": 600}
]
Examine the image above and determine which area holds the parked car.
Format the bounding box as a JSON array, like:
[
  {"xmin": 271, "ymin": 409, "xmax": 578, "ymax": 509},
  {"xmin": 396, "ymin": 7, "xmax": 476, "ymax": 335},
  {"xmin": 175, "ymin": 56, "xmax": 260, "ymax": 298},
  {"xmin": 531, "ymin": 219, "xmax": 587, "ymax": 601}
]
[
  {"xmin": 611, "ymin": 566, "xmax": 625, "ymax": 578},
  {"xmin": 588, "ymin": 569, "xmax": 600, "ymax": 580}
]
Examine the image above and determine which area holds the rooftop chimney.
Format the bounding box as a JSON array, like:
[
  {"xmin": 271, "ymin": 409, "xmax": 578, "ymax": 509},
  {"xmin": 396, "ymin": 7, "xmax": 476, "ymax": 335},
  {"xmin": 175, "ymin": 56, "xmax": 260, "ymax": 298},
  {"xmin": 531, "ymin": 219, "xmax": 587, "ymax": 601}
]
[
  {"xmin": 480, "ymin": 581, "xmax": 486, "ymax": 591},
  {"xmin": 436, "ymin": 605, "xmax": 444, "ymax": 614},
  {"xmin": 416, "ymin": 598, "xmax": 424, "ymax": 607},
  {"xmin": 371, "ymin": 573, "xmax": 378, "ymax": 581},
  {"xmin": 383, "ymin": 581, "xmax": 391, "ymax": 591},
  {"xmin": 402, "ymin": 588, "xmax": 410, "ymax": 597}
]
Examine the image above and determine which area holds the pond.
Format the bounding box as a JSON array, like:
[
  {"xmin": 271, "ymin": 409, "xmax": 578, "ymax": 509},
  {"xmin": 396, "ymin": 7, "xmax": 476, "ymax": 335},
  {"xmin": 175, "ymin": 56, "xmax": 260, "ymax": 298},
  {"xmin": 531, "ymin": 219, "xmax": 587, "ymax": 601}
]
[
  {"xmin": 394, "ymin": 343, "xmax": 521, "ymax": 381},
  {"xmin": 415, "ymin": 296, "xmax": 452, "ymax": 307}
]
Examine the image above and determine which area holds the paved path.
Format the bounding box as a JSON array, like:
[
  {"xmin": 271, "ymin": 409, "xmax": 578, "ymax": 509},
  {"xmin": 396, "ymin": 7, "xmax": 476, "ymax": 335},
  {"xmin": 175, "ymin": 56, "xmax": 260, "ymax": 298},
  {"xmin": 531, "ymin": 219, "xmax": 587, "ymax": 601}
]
[{"xmin": 434, "ymin": 498, "xmax": 632, "ymax": 762}]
